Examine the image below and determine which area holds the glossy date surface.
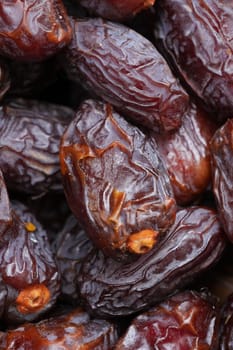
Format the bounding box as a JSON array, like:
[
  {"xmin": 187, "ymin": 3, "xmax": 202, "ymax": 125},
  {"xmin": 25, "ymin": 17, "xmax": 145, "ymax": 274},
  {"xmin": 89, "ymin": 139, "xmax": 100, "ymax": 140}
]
[
  {"xmin": 210, "ymin": 119, "xmax": 233, "ymax": 243},
  {"xmin": 61, "ymin": 17, "xmax": 189, "ymax": 133},
  {"xmin": 60, "ymin": 99, "xmax": 176, "ymax": 260},
  {"xmin": 155, "ymin": 102, "xmax": 217, "ymax": 205},
  {"xmin": 153, "ymin": 0, "xmax": 233, "ymax": 121},
  {"xmin": 0, "ymin": 308, "xmax": 119, "ymax": 350},
  {"xmin": 0, "ymin": 0, "xmax": 72, "ymax": 61},
  {"xmin": 115, "ymin": 290, "xmax": 220, "ymax": 349},
  {"xmin": 0, "ymin": 98, "xmax": 74, "ymax": 195},
  {"xmin": 77, "ymin": 206, "xmax": 226, "ymax": 317}
]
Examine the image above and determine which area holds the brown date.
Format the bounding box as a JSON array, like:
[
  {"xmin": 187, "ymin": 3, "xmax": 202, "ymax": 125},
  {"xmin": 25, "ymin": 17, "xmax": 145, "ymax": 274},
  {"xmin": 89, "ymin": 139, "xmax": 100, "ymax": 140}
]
[
  {"xmin": 220, "ymin": 293, "xmax": 233, "ymax": 349},
  {"xmin": 154, "ymin": 101, "xmax": 217, "ymax": 205},
  {"xmin": 0, "ymin": 308, "xmax": 119, "ymax": 349},
  {"xmin": 0, "ymin": 0, "xmax": 72, "ymax": 62},
  {"xmin": 0, "ymin": 98, "xmax": 74, "ymax": 195},
  {"xmin": 0, "ymin": 172, "xmax": 60, "ymax": 326},
  {"xmin": 115, "ymin": 290, "xmax": 220, "ymax": 349},
  {"xmin": 78, "ymin": 0, "xmax": 155, "ymax": 21},
  {"xmin": 61, "ymin": 17, "xmax": 189, "ymax": 133},
  {"xmin": 54, "ymin": 215, "xmax": 94, "ymax": 303},
  {"xmin": 60, "ymin": 99, "xmax": 176, "ymax": 260},
  {"xmin": 77, "ymin": 206, "xmax": 225, "ymax": 318},
  {"xmin": 153, "ymin": 0, "xmax": 233, "ymax": 121},
  {"xmin": 210, "ymin": 119, "xmax": 233, "ymax": 243}
]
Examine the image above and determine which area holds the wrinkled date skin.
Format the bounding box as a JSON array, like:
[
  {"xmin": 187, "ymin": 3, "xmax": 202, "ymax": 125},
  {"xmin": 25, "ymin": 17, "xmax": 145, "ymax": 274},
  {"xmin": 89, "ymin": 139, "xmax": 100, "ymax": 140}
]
[
  {"xmin": 0, "ymin": 175, "xmax": 60, "ymax": 326},
  {"xmin": 0, "ymin": 98, "xmax": 74, "ymax": 195},
  {"xmin": 60, "ymin": 99, "xmax": 176, "ymax": 261},
  {"xmin": 153, "ymin": 0, "xmax": 233, "ymax": 121},
  {"xmin": 61, "ymin": 17, "xmax": 189, "ymax": 133},
  {"xmin": 54, "ymin": 215, "xmax": 94, "ymax": 302},
  {"xmin": 210, "ymin": 119, "xmax": 233, "ymax": 243},
  {"xmin": 79, "ymin": 0, "xmax": 155, "ymax": 21},
  {"xmin": 115, "ymin": 290, "xmax": 220, "ymax": 349},
  {"xmin": 77, "ymin": 206, "xmax": 226, "ymax": 318},
  {"xmin": 0, "ymin": 0, "xmax": 72, "ymax": 62},
  {"xmin": 155, "ymin": 102, "xmax": 217, "ymax": 205},
  {"xmin": 220, "ymin": 293, "xmax": 233, "ymax": 349},
  {"xmin": 0, "ymin": 308, "xmax": 119, "ymax": 350}
]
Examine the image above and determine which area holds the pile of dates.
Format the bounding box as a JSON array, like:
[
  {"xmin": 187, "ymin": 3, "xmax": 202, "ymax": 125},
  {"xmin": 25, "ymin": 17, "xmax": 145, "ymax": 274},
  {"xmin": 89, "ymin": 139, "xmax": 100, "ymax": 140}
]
[{"xmin": 0, "ymin": 0, "xmax": 233, "ymax": 349}]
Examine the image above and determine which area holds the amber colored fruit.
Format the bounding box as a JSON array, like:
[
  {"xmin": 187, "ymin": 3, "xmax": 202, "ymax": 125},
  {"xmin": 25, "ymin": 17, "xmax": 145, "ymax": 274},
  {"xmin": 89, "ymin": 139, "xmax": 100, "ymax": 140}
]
[
  {"xmin": 60, "ymin": 99, "xmax": 176, "ymax": 261},
  {"xmin": 115, "ymin": 290, "xmax": 220, "ymax": 349},
  {"xmin": 0, "ymin": 0, "xmax": 72, "ymax": 61},
  {"xmin": 0, "ymin": 308, "xmax": 119, "ymax": 350}
]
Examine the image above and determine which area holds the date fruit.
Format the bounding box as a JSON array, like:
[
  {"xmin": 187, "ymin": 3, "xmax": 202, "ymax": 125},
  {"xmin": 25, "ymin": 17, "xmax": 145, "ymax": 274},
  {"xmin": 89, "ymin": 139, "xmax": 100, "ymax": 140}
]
[
  {"xmin": 115, "ymin": 290, "xmax": 220, "ymax": 349},
  {"xmin": 60, "ymin": 99, "xmax": 176, "ymax": 260},
  {"xmin": 0, "ymin": 173, "xmax": 60, "ymax": 326},
  {"xmin": 61, "ymin": 17, "xmax": 189, "ymax": 133},
  {"xmin": 0, "ymin": 98, "xmax": 74, "ymax": 195},
  {"xmin": 153, "ymin": 0, "xmax": 233, "ymax": 121},
  {"xmin": 54, "ymin": 215, "xmax": 94, "ymax": 302},
  {"xmin": 0, "ymin": 308, "xmax": 119, "ymax": 349},
  {"xmin": 210, "ymin": 119, "xmax": 233, "ymax": 243},
  {"xmin": 78, "ymin": 206, "xmax": 225, "ymax": 317},
  {"xmin": 155, "ymin": 101, "xmax": 217, "ymax": 205},
  {"xmin": 78, "ymin": 0, "xmax": 155, "ymax": 21},
  {"xmin": 0, "ymin": 0, "xmax": 72, "ymax": 61}
]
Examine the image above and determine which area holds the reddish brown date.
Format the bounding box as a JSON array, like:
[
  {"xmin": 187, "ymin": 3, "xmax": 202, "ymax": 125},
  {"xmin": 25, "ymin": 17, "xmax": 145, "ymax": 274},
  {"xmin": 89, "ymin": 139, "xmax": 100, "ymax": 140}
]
[
  {"xmin": 0, "ymin": 308, "xmax": 119, "ymax": 349},
  {"xmin": 220, "ymin": 293, "xmax": 233, "ymax": 349},
  {"xmin": 155, "ymin": 102, "xmax": 217, "ymax": 205},
  {"xmin": 115, "ymin": 290, "xmax": 220, "ymax": 349},
  {"xmin": 0, "ymin": 173, "xmax": 60, "ymax": 326},
  {"xmin": 60, "ymin": 99, "xmax": 176, "ymax": 260},
  {"xmin": 153, "ymin": 0, "xmax": 233, "ymax": 121},
  {"xmin": 54, "ymin": 215, "xmax": 94, "ymax": 302},
  {"xmin": 77, "ymin": 206, "xmax": 225, "ymax": 317},
  {"xmin": 0, "ymin": 0, "xmax": 72, "ymax": 62},
  {"xmin": 61, "ymin": 17, "xmax": 189, "ymax": 133},
  {"xmin": 0, "ymin": 98, "xmax": 74, "ymax": 195},
  {"xmin": 210, "ymin": 119, "xmax": 233, "ymax": 243},
  {"xmin": 78, "ymin": 0, "xmax": 155, "ymax": 21}
]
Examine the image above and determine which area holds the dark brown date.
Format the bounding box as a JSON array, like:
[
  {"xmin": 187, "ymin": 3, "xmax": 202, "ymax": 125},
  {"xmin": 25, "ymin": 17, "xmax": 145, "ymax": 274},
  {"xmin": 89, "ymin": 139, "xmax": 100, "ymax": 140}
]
[
  {"xmin": 61, "ymin": 17, "xmax": 189, "ymax": 133},
  {"xmin": 210, "ymin": 119, "xmax": 233, "ymax": 243},
  {"xmin": 0, "ymin": 308, "xmax": 119, "ymax": 349},
  {"xmin": 155, "ymin": 102, "xmax": 217, "ymax": 205},
  {"xmin": 220, "ymin": 293, "xmax": 233, "ymax": 350},
  {"xmin": 0, "ymin": 98, "xmax": 74, "ymax": 195},
  {"xmin": 0, "ymin": 173, "xmax": 60, "ymax": 326},
  {"xmin": 78, "ymin": 0, "xmax": 155, "ymax": 21},
  {"xmin": 0, "ymin": 58, "xmax": 10, "ymax": 101},
  {"xmin": 60, "ymin": 99, "xmax": 176, "ymax": 260},
  {"xmin": 0, "ymin": 0, "xmax": 72, "ymax": 62},
  {"xmin": 54, "ymin": 215, "xmax": 94, "ymax": 302},
  {"xmin": 115, "ymin": 290, "xmax": 220, "ymax": 349},
  {"xmin": 77, "ymin": 206, "xmax": 225, "ymax": 317},
  {"xmin": 153, "ymin": 0, "xmax": 233, "ymax": 121}
]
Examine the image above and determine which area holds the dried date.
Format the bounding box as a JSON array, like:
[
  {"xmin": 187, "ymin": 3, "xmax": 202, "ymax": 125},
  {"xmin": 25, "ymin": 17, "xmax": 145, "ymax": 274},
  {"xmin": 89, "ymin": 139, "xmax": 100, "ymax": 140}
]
[
  {"xmin": 0, "ymin": 0, "xmax": 72, "ymax": 61},
  {"xmin": 0, "ymin": 308, "xmax": 119, "ymax": 349},
  {"xmin": 61, "ymin": 17, "xmax": 189, "ymax": 133},
  {"xmin": 0, "ymin": 173, "xmax": 60, "ymax": 326},
  {"xmin": 210, "ymin": 119, "xmax": 233, "ymax": 243},
  {"xmin": 0, "ymin": 98, "xmax": 74, "ymax": 195},
  {"xmin": 60, "ymin": 99, "xmax": 176, "ymax": 260},
  {"xmin": 155, "ymin": 102, "xmax": 217, "ymax": 205},
  {"xmin": 77, "ymin": 206, "xmax": 225, "ymax": 317},
  {"xmin": 220, "ymin": 293, "xmax": 233, "ymax": 349},
  {"xmin": 115, "ymin": 290, "xmax": 220, "ymax": 349},
  {"xmin": 54, "ymin": 215, "xmax": 94, "ymax": 302},
  {"xmin": 153, "ymin": 0, "xmax": 233, "ymax": 121},
  {"xmin": 78, "ymin": 0, "xmax": 155, "ymax": 21}
]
